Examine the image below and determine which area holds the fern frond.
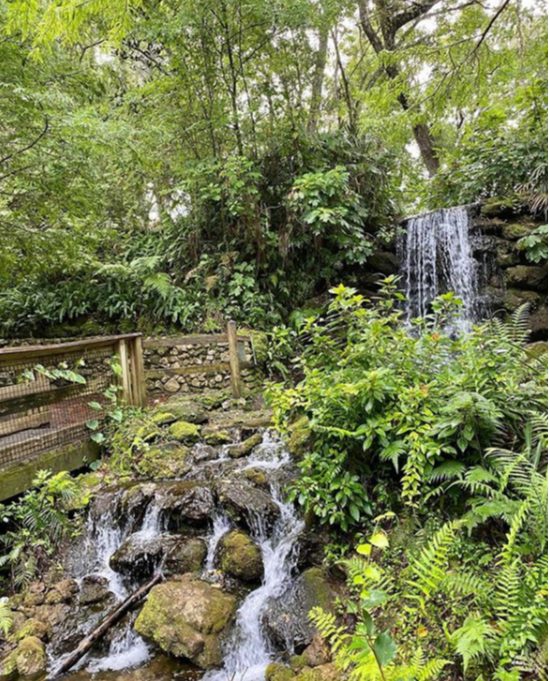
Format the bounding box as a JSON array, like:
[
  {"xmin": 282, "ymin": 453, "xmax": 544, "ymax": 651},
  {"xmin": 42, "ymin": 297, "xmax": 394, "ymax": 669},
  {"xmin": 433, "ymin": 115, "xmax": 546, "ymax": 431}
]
[{"xmin": 406, "ymin": 520, "xmax": 462, "ymax": 604}]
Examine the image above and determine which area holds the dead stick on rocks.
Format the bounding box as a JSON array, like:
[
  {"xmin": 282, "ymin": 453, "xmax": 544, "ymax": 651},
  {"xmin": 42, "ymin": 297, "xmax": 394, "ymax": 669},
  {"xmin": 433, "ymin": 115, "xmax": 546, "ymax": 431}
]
[{"xmin": 48, "ymin": 572, "xmax": 162, "ymax": 679}]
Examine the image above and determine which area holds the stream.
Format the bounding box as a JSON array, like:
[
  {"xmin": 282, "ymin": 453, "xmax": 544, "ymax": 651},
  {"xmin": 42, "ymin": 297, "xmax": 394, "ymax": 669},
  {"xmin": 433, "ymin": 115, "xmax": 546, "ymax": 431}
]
[{"xmin": 48, "ymin": 428, "xmax": 305, "ymax": 681}]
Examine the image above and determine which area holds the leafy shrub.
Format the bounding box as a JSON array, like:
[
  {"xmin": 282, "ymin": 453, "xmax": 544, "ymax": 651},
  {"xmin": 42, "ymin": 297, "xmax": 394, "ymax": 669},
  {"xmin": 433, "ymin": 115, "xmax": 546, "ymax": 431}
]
[
  {"xmin": 267, "ymin": 282, "xmax": 546, "ymax": 530},
  {"xmin": 0, "ymin": 471, "xmax": 85, "ymax": 589}
]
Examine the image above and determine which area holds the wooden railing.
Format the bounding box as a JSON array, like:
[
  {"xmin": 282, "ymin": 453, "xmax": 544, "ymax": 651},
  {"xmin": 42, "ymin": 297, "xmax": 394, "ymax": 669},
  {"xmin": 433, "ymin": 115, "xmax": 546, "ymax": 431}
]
[{"xmin": 0, "ymin": 333, "xmax": 146, "ymax": 473}]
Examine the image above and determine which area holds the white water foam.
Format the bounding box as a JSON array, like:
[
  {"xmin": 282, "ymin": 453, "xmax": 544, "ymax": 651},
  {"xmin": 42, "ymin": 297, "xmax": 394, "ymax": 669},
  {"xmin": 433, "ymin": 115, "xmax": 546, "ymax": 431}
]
[
  {"xmin": 401, "ymin": 206, "xmax": 478, "ymax": 330},
  {"xmin": 204, "ymin": 456, "xmax": 304, "ymax": 681}
]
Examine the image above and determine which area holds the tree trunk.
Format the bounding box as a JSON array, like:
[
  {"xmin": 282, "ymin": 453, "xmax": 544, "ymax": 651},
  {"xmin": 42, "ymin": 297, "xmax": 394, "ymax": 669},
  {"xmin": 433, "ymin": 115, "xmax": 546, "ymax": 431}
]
[{"xmin": 307, "ymin": 24, "xmax": 329, "ymax": 134}]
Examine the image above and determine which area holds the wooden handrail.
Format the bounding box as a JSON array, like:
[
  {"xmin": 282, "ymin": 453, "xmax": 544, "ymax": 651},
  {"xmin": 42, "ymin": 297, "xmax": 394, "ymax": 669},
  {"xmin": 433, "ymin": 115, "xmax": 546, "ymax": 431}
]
[{"xmin": 0, "ymin": 333, "xmax": 142, "ymax": 361}]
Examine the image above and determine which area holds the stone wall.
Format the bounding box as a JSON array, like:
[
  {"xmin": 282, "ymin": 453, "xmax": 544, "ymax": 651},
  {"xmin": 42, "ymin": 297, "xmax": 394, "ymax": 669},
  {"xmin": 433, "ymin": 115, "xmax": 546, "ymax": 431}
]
[
  {"xmin": 143, "ymin": 334, "xmax": 263, "ymax": 399},
  {"xmin": 469, "ymin": 201, "xmax": 547, "ymax": 341}
]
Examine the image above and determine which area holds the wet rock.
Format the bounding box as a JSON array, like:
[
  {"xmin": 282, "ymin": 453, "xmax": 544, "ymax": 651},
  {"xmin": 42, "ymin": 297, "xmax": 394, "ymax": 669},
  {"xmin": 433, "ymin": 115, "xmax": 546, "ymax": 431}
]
[
  {"xmin": 168, "ymin": 420, "xmax": 202, "ymax": 444},
  {"xmin": 243, "ymin": 468, "xmax": 268, "ymax": 487},
  {"xmin": 79, "ymin": 575, "xmax": 112, "ymax": 605},
  {"xmin": 15, "ymin": 636, "xmax": 46, "ymax": 676},
  {"xmin": 45, "ymin": 578, "xmax": 79, "ymax": 604},
  {"xmin": 120, "ymin": 483, "xmax": 158, "ymax": 526},
  {"xmin": 529, "ymin": 304, "xmax": 548, "ymax": 340},
  {"xmin": 134, "ymin": 575, "xmax": 237, "ymax": 669},
  {"xmin": 263, "ymin": 568, "xmax": 337, "ymax": 652},
  {"xmin": 216, "ymin": 479, "xmax": 280, "ymax": 530},
  {"xmin": 164, "ymin": 538, "xmax": 208, "ymax": 576},
  {"xmin": 158, "ymin": 482, "xmax": 214, "ymax": 530},
  {"xmin": 110, "ymin": 534, "xmax": 166, "ymax": 580},
  {"xmin": 218, "ymin": 530, "xmax": 263, "ymax": 582},
  {"xmin": 367, "ymin": 251, "xmax": 399, "ymax": 275},
  {"xmin": 193, "ymin": 443, "xmax": 218, "ymax": 462},
  {"xmin": 295, "ymin": 531, "xmax": 331, "ymax": 569},
  {"xmin": 228, "ymin": 432, "xmax": 263, "ymax": 459},
  {"xmin": 266, "ymin": 662, "xmax": 296, "ymax": 681}
]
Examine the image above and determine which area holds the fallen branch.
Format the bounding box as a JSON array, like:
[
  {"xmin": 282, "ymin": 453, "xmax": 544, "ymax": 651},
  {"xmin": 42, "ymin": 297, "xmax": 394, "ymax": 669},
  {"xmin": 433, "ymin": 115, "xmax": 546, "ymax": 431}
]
[{"xmin": 48, "ymin": 571, "xmax": 162, "ymax": 679}]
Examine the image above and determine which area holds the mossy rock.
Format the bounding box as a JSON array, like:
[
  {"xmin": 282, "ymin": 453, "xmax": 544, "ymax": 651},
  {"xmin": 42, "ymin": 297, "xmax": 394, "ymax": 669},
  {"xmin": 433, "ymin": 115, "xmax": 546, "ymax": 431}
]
[
  {"xmin": 504, "ymin": 265, "xmax": 547, "ymax": 291},
  {"xmin": 480, "ymin": 196, "xmax": 520, "ymax": 218},
  {"xmin": 502, "ymin": 223, "xmax": 535, "ymax": 240},
  {"xmin": 151, "ymin": 411, "xmax": 178, "ymax": 426},
  {"xmin": 204, "ymin": 430, "xmax": 233, "ymax": 446},
  {"xmin": 503, "ymin": 288, "xmax": 541, "ymax": 311},
  {"xmin": 136, "ymin": 422, "xmax": 163, "ymax": 442},
  {"xmin": 164, "ymin": 538, "xmax": 208, "ymax": 576},
  {"xmin": 197, "ymin": 390, "xmax": 232, "ymax": 410},
  {"xmin": 15, "ymin": 636, "xmax": 46, "ymax": 676},
  {"xmin": 228, "ymin": 432, "xmax": 263, "ymax": 459},
  {"xmin": 288, "ymin": 416, "xmax": 312, "ymax": 458},
  {"xmin": 13, "ymin": 618, "xmax": 51, "ymax": 642},
  {"xmin": 295, "ymin": 664, "xmax": 340, "ymax": 681},
  {"xmin": 241, "ymin": 329, "xmax": 269, "ymax": 364},
  {"xmin": 290, "ymin": 655, "xmax": 307, "ymax": 672},
  {"xmin": 161, "ymin": 400, "xmax": 208, "ymax": 425},
  {"xmin": 219, "ymin": 530, "xmax": 264, "ymax": 582},
  {"xmin": 168, "ymin": 420, "xmax": 201, "ymax": 444},
  {"xmin": 135, "ymin": 444, "xmax": 191, "ymax": 480},
  {"xmin": 134, "ymin": 576, "xmax": 237, "ymax": 669},
  {"xmin": 266, "ymin": 663, "xmax": 296, "ymax": 681},
  {"xmin": 243, "ymin": 468, "xmax": 268, "ymax": 487}
]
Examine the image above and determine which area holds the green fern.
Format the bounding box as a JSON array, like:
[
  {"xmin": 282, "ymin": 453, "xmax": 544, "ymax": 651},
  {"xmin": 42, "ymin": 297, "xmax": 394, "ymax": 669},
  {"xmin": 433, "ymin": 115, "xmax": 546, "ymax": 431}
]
[{"xmin": 405, "ymin": 520, "xmax": 463, "ymax": 606}]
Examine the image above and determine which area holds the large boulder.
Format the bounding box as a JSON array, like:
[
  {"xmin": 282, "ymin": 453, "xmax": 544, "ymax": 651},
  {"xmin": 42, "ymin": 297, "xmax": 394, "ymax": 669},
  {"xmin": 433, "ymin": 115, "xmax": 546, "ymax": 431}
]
[
  {"xmin": 79, "ymin": 575, "xmax": 112, "ymax": 605},
  {"xmin": 216, "ymin": 479, "xmax": 280, "ymax": 530},
  {"xmin": 218, "ymin": 530, "xmax": 264, "ymax": 582},
  {"xmin": 134, "ymin": 576, "xmax": 237, "ymax": 669},
  {"xmin": 262, "ymin": 568, "xmax": 337, "ymax": 652},
  {"xmin": 157, "ymin": 482, "xmax": 214, "ymax": 530}
]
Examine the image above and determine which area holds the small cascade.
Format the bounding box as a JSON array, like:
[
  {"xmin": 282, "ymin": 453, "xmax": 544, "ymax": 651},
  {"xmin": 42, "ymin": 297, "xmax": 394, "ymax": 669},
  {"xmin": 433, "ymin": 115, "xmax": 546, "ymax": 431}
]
[
  {"xmin": 205, "ymin": 484, "xmax": 304, "ymax": 681},
  {"xmin": 400, "ymin": 206, "xmax": 479, "ymax": 329},
  {"xmin": 204, "ymin": 513, "xmax": 233, "ymax": 574}
]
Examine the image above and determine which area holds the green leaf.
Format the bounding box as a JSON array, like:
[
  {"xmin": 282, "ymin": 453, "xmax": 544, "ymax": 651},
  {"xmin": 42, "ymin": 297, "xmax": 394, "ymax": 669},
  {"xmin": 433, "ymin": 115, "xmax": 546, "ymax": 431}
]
[
  {"xmin": 369, "ymin": 532, "xmax": 389, "ymax": 548},
  {"xmin": 90, "ymin": 432, "xmax": 105, "ymax": 444},
  {"xmin": 86, "ymin": 419, "xmax": 100, "ymax": 431},
  {"xmin": 372, "ymin": 631, "xmax": 397, "ymax": 666}
]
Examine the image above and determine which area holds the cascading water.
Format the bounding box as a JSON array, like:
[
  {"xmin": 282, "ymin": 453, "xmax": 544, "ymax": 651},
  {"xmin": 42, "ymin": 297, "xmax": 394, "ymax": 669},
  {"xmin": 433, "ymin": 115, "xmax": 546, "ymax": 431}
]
[
  {"xmin": 204, "ymin": 484, "xmax": 304, "ymax": 681},
  {"xmin": 400, "ymin": 206, "xmax": 479, "ymax": 329},
  {"xmin": 48, "ymin": 429, "xmax": 304, "ymax": 681}
]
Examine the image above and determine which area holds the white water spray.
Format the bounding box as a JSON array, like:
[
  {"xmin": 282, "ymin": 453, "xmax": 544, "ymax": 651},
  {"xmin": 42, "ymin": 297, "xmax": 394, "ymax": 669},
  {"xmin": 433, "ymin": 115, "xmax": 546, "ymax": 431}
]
[{"xmin": 401, "ymin": 207, "xmax": 478, "ymax": 329}]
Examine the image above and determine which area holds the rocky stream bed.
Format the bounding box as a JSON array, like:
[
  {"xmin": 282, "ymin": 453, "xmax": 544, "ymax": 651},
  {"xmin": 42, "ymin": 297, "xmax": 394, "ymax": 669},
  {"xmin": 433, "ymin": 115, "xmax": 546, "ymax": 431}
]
[{"xmin": 0, "ymin": 396, "xmax": 340, "ymax": 681}]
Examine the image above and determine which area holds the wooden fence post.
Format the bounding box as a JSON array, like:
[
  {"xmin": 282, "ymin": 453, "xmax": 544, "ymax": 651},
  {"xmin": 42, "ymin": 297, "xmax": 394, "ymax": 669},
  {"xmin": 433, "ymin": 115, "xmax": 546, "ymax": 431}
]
[
  {"xmin": 129, "ymin": 336, "xmax": 147, "ymax": 407},
  {"xmin": 227, "ymin": 320, "xmax": 242, "ymax": 399},
  {"xmin": 116, "ymin": 339, "xmax": 132, "ymax": 405}
]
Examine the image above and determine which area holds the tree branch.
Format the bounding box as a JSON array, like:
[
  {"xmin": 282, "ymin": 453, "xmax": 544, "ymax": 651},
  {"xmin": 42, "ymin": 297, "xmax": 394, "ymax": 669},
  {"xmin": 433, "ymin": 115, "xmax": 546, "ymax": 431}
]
[{"xmin": 0, "ymin": 115, "xmax": 49, "ymax": 167}]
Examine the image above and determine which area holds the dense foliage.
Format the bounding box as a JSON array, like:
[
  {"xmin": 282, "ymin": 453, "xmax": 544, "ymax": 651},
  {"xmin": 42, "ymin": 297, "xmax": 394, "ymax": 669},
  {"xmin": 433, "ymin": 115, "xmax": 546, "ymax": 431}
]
[
  {"xmin": 0, "ymin": 0, "xmax": 546, "ymax": 336},
  {"xmin": 268, "ymin": 283, "xmax": 547, "ymax": 680}
]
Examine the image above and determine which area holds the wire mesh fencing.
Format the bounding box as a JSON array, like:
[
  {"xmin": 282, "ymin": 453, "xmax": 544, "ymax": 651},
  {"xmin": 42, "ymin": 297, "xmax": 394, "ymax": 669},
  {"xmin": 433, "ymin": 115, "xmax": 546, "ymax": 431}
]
[{"xmin": 0, "ymin": 334, "xmax": 145, "ymax": 471}]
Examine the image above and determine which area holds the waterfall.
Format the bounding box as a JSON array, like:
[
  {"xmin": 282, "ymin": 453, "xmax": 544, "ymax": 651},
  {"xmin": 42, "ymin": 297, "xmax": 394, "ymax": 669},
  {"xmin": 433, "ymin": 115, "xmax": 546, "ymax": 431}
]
[
  {"xmin": 400, "ymin": 207, "xmax": 478, "ymax": 329},
  {"xmin": 204, "ymin": 433, "xmax": 305, "ymax": 681}
]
